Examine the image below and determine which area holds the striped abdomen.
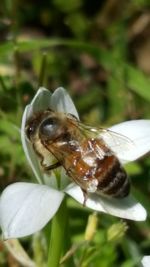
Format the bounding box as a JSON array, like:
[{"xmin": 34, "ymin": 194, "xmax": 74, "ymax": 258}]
[{"xmin": 95, "ymin": 154, "xmax": 130, "ymax": 198}]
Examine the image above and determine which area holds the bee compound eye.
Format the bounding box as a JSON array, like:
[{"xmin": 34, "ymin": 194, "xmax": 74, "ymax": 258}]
[
  {"xmin": 26, "ymin": 122, "xmax": 37, "ymax": 140},
  {"xmin": 39, "ymin": 117, "xmax": 59, "ymax": 139}
]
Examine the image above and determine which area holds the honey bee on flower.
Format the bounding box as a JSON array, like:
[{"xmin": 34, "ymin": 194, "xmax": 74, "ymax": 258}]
[
  {"xmin": 25, "ymin": 108, "xmax": 132, "ymax": 205},
  {"xmin": 0, "ymin": 87, "xmax": 150, "ymax": 239}
]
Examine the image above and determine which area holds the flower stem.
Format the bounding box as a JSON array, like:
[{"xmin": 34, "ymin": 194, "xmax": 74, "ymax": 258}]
[
  {"xmin": 38, "ymin": 52, "xmax": 47, "ymax": 87},
  {"xmin": 47, "ymin": 198, "xmax": 67, "ymax": 267}
]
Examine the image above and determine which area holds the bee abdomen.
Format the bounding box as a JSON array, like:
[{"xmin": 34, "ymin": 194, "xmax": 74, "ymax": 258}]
[
  {"xmin": 97, "ymin": 159, "xmax": 130, "ymax": 198},
  {"xmin": 114, "ymin": 176, "xmax": 130, "ymax": 198}
]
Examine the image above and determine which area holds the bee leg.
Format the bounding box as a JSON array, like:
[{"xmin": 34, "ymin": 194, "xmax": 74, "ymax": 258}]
[
  {"xmin": 82, "ymin": 189, "xmax": 88, "ymax": 206},
  {"xmin": 44, "ymin": 161, "xmax": 61, "ymax": 171}
]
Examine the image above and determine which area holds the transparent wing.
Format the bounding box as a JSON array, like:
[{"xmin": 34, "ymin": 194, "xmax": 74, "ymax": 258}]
[
  {"xmin": 77, "ymin": 122, "xmax": 135, "ymax": 164},
  {"xmin": 99, "ymin": 128, "xmax": 133, "ymax": 149}
]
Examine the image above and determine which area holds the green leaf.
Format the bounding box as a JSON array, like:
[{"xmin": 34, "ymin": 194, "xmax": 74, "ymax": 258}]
[
  {"xmin": 126, "ymin": 65, "xmax": 150, "ymax": 101},
  {"xmin": 0, "ymin": 39, "xmax": 115, "ymax": 70}
]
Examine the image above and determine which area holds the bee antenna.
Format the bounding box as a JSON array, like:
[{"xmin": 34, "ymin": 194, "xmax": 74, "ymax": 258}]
[{"xmin": 68, "ymin": 113, "xmax": 79, "ymax": 121}]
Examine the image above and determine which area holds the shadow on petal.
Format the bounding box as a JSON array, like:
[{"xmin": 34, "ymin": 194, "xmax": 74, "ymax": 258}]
[
  {"xmin": 66, "ymin": 184, "xmax": 147, "ymax": 221},
  {"xmin": 50, "ymin": 87, "xmax": 79, "ymax": 119},
  {"xmin": 30, "ymin": 87, "xmax": 52, "ymax": 115},
  {"xmin": 90, "ymin": 193, "xmax": 147, "ymax": 221},
  {"xmin": 21, "ymin": 106, "xmax": 43, "ymax": 183}
]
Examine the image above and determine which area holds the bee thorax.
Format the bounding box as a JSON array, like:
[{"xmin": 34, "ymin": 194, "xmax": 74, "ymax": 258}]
[{"xmin": 83, "ymin": 155, "xmax": 97, "ymax": 166}]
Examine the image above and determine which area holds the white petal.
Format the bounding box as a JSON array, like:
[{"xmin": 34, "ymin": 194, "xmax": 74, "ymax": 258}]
[
  {"xmin": 0, "ymin": 183, "xmax": 64, "ymax": 238},
  {"xmin": 21, "ymin": 106, "xmax": 43, "ymax": 183},
  {"xmin": 65, "ymin": 184, "xmax": 147, "ymax": 221},
  {"xmin": 65, "ymin": 183, "xmax": 105, "ymax": 211},
  {"xmin": 107, "ymin": 120, "xmax": 150, "ymax": 163},
  {"xmin": 142, "ymin": 256, "xmax": 150, "ymax": 267},
  {"xmin": 21, "ymin": 87, "xmax": 52, "ymax": 182},
  {"xmin": 43, "ymin": 168, "xmax": 70, "ymax": 190},
  {"xmin": 50, "ymin": 87, "xmax": 79, "ymax": 119},
  {"xmin": 4, "ymin": 239, "xmax": 35, "ymax": 267},
  {"xmin": 29, "ymin": 87, "xmax": 52, "ymax": 116}
]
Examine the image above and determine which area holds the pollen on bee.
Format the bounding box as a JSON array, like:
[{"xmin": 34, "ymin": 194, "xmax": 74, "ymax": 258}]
[
  {"xmin": 87, "ymin": 179, "xmax": 98, "ymax": 193},
  {"xmin": 83, "ymin": 156, "xmax": 96, "ymax": 166}
]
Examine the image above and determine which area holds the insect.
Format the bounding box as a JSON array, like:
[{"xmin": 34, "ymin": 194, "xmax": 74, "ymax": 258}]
[{"xmin": 26, "ymin": 109, "xmax": 131, "ymax": 204}]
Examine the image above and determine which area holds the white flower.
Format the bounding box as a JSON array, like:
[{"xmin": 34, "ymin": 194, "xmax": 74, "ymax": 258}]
[
  {"xmin": 0, "ymin": 87, "xmax": 150, "ymax": 239},
  {"xmin": 141, "ymin": 256, "xmax": 150, "ymax": 267}
]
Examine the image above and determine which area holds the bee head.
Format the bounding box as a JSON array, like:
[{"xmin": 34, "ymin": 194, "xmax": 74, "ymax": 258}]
[
  {"xmin": 26, "ymin": 110, "xmax": 65, "ymax": 143},
  {"xmin": 39, "ymin": 115, "xmax": 61, "ymax": 141},
  {"xmin": 26, "ymin": 118, "xmax": 40, "ymax": 141},
  {"xmin": 25, "ymin": 110, "xmax": 54, "ymax": 141}
]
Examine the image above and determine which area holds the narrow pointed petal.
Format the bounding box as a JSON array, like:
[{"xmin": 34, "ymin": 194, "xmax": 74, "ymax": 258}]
[
  {"xmin": 0, "ymin": 183, "xmax": 64, "ymax": 238},
  {"xmin": 141, "ymin": 256, "xmax": 150, "ymax": 267},
  {"xmin": 50, "ymin": 87, "xmax": 79, "ymax": 119},
  {"xmin": 107, "ymin": 120, "xmax": 150, "ymax": 163},
  {"xmin": 21, "ymin": 106, "xmax": 43, "ymax": 183},
  {"xmin": 29, "ymin": 87, "xmax": 52, "ymax": 115},
  {"xmin": 21, "ymin": 87, "xmax": 52, "ymax": 183},
  {"xmin": 4, "ymin": 239, "xmax": 35, "ymax": 267},
  {"xmin": 66, "ymin": 184, "xmax": 147, "ymax": 221}
]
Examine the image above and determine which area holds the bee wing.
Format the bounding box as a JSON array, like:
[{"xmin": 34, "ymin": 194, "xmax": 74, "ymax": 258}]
[
  {"xmin": 78, "ymin": 122, "xmax": 134, "ymax": 164},
  {"xmin": 100, "ymin": 128, "xmax": 134, "ymax": 162}
]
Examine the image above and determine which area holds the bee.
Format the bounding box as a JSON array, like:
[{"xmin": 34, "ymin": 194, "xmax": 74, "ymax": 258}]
[{"xmin": 26, "ymin": 109, "xmax": 131, "ymax": 204}]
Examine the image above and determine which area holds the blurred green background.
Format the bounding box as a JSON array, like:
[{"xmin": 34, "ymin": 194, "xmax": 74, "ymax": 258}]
[{"xmin": 0, "ymin": 0, "xmax": 150, "ymax": 266}]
